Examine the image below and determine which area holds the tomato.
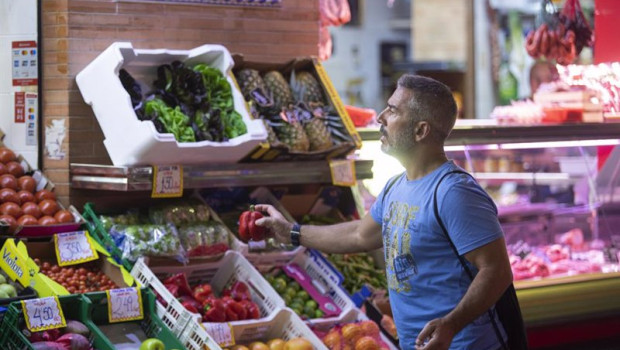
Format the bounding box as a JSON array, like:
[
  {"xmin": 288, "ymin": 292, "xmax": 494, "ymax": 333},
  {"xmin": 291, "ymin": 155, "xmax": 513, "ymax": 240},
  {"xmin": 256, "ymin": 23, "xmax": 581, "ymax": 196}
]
[
  {"xmin": 38, "ymin": 199, "xmax": 59, "ymax": 216},
  {"xmin": 0, "ymin": 174, "xmax": 17, "ymax": 190},
  {"xmin": 38, "ymin": 215, "xmax": 58, "ymax": 225},
  {"xmin": 42, "ymin": 262, "xmax": 51, "ymax": 269},
  {"xmin": 0, "ymin": 214, "xmax": 17, "ymax": 233},
  {"xmin": 17, "ymin": 190, "xmax": 34, "ymax": 204},
  {"xmin": 6, "ymin": 162, "xmax": 24, "ymax": 178},
  {"xmin": 17, "ymin": 176, "xmax": 36, "ymax": 193},
  {"xmin": 17, "ymin": 214, "xmax": 37, "ymax": 226},
  {"xmin": 22, "ymin": 202, "xmax": 42, "ymax": 218},
  {"xmin": 0, "ymin": 202, "xmax": 22, "ymax": 217},
  {"xmin": 34, "ymin": 189, "xmax": 56, "ymax": 203},
  {"xmin": 0, "ymin": 188, "xmax": 19, "ymax": 204},
  {"xmin": 0, "ymin": 148, "xmax": 16, "ymax": 163},
  {"xmin": 54, "ymin": 209, "xmax": 74, "ymax": 224}
]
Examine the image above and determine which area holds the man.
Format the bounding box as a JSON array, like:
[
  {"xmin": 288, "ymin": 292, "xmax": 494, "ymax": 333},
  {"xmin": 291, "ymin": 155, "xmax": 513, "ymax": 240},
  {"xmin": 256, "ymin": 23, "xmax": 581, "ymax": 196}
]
[{"xmin": 255, "ymin": 75, "xmax": 513, "ymax": 350}]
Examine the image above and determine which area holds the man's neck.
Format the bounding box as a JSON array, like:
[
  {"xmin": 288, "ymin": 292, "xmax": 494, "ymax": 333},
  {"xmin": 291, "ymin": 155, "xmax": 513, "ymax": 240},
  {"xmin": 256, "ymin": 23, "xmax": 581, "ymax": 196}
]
[{"xmin": 400, "ymin": 146, "xmax": 449, "ymax": 181}]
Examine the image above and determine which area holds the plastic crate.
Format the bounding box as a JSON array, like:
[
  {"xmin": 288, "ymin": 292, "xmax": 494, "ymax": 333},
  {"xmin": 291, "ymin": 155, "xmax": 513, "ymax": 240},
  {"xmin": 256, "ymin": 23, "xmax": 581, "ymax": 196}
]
[
  {"xmin": 272, "ymin": 249, "xmax": 355, "ymax": 327},
  {"xmin": 86, "ymin": 288, "xmax": 186, "ymax": 350},
  {"xmin": 206, "ymin": 187, "xmax": 302, "ymax": 270},
  {"xmin": 0, "ymin": 294, "xmax": 97, "ymax": 350},
  {"xmin": 311, "ymin": 308, "xmax": 399, "ymax": 350},
  {"xmin": 226, "ymin": 308, "xmax": 328, "ymax": 349},
  {"xmin": 132, "ymin": 251, "xmax": 284, "ymax": 350},
  {"xmin": 75, "ymin": 42, "xmax": 267, "ymax": 166}
]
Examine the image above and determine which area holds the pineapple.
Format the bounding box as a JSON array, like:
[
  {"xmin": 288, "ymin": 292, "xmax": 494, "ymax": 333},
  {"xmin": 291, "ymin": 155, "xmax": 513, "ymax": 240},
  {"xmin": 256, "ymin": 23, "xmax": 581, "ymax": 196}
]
[
  {"xmin": 292, "ymin": 71, "xmax": 327, "ymax": 106},
  {"xmin": 276, "ymin": 120, "xmax": 310, "ymax": 152},
  {"xmin": 263, "ymin": 71, "xmax": 294, "ymax": 113},
  {"xmin": 303, "ymin": 117, "xmax": 333, "ymax": 151},
  {"xmin": 236, "ymin": 69, "xmax": 265, "ymax": 100},
  {"xmin": 261, "ymin": 119, "xmax": 279, "ymax": 145}
]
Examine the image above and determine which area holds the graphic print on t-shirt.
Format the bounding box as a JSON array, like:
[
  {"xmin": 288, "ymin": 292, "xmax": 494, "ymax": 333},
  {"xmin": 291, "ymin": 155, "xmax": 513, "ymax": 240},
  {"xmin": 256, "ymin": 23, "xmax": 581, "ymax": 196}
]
[{"xmin": 383, "ymin": 200, "xmax": 419, "ymax": 292}]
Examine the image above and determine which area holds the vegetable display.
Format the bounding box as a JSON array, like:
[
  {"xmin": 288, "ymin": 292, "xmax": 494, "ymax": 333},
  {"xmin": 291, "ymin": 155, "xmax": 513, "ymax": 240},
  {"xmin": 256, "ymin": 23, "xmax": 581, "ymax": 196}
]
[
  {"xmin": 120, "ymin": 60, "xmax": 247, "ymax": 143},
  {"xmin": 266, "ymin": 270, "xmax": 324, "ymax": 319},
  {"xmin": 327, "ymin": 253, "xmax": 387, "ymax": 294},
  {"xmin": 35, "ymin": 259, "xmax": 118, "ymax": 294}
]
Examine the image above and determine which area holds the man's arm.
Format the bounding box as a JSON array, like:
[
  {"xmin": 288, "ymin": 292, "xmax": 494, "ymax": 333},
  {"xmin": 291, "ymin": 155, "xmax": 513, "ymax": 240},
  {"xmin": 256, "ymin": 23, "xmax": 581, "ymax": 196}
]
[
  {"xmin": 415, "ymin": 237, "xmax": 513, "ymax": 350},
  {"xmin": 254, "ymin": 204, "xmax": 383, "ymax": 254}
]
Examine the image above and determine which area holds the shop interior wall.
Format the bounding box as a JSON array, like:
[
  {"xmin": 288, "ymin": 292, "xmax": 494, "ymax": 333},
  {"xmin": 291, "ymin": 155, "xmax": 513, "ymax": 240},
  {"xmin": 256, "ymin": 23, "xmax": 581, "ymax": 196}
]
[
  {"xmin": 321, "ymin": 0, "xmax": 411, "ymax": 113},
  {"xmin": 0, "ymin": 0, "xmax": 38, "ymax": 166},
  {"xmin": 41, "ymin": 0, "xmax": 320, "ymax": 206}
]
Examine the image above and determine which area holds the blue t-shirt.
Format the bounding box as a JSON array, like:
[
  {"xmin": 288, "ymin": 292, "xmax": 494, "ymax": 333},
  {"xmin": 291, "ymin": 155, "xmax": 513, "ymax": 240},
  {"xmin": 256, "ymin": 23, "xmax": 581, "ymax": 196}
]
[{"xmin": 370, "ymin": 161, "xmax": 506, "ymax": 350}]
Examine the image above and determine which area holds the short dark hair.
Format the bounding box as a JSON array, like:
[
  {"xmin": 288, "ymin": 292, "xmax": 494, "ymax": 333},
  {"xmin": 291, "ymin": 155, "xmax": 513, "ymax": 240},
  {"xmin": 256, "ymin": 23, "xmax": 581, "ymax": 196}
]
[{"xmin": 397, "ymin": 74, "xmax": 457, "ymax": 141}]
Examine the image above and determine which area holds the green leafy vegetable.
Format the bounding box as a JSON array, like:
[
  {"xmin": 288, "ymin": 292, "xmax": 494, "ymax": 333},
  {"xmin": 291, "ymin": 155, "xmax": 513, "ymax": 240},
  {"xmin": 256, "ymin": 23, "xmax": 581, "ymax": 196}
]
[{"xmin": 144, "ymin": 98, "xmax": 196, "ymax": 143}]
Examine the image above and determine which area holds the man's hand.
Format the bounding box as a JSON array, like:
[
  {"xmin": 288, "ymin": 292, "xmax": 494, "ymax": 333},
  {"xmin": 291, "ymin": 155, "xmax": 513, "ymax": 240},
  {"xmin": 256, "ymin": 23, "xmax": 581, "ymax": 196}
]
[
  {"xmin": 254, "ymin": 204, "xmax": 293, "ymax": 244},
  {"xmin": 415, "ymin": 317, "xmax": 457, "ymax": 350}
]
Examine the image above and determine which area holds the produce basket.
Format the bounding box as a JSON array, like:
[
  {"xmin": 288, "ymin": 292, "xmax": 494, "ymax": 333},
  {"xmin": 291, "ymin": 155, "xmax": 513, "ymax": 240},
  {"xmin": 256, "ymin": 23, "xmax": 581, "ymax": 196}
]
[
  {"xmin": 82, "ymin": 202, "xmax": 133, "ymax": 271},
  {"xmin": 222, "ymin": 308, "xmax": 328, "ymax": 349},
  {"xmin": 86, "ymin": 288, "xmax": 187, "ymax": 350},
  {"xmin": 75, "ymin": 42, "xmax": 267, "ymax": 166},
  {"xmin": 232, "ymin": 55, "xmax": 361, "ymax": 162},
  {"xmin": 311, "ymin": 308, "xmax": 399, "ymax": 350},
  {"xmin": 202, "ymin": 186, "xmax": 302, "ymax": 269},
  {"xmin": 131, "ymin": 251, "xmax": 282, "ymax": 350},
  {"xmin": 265, "ymin": 248, "xmax": 355, "ymax": 327}
]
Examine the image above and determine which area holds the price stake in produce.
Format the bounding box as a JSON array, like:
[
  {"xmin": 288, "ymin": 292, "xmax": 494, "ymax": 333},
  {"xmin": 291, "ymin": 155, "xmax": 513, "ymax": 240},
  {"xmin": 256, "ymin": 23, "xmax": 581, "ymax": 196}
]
[
  {"xmin": 329, "ymin": 159, "xmax": 357, "ymax": 187},
  {"xmin": 203, "ymin": 322, "xmax": 235, "ymax": 347},
  {"xmin": 106, "ymin": 288, "xmax": 144, "ymax": 323},
  {"xmin": 152, "ymin": 165, "xmax": 183, "ymax": 198},
  {"xmin": 22, "ymin": 297, "xmax": 66, "ymax": 332},
  {"xmin": 54, "ymin": 230, "xmax": 99, "ymax": 266}
]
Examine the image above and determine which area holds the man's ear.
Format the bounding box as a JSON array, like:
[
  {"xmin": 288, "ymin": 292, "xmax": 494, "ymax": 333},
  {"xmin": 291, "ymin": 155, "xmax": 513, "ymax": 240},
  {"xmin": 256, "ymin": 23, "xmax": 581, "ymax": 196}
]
[{"xmin": 414, "ymin": 121, "xmax": 431, "ymax": 142}]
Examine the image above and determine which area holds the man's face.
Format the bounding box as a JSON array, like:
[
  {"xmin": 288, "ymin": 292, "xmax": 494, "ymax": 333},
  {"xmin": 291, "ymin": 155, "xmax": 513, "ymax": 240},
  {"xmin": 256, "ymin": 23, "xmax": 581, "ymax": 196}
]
[{"xmin": 377, "ymin": 87, "xmax": 418, "ymax": 157}]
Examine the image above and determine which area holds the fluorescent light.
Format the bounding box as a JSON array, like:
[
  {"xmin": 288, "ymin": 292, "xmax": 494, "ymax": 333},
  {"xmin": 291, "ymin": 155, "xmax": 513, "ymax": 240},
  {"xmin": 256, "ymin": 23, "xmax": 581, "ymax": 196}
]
[
  {"xmin": 501, "ymin": 139, "xmax": 620, "ymax": 149},
  {"xmin": 472, "ymin": 172, "xmax": 571, "ymax": 181}
]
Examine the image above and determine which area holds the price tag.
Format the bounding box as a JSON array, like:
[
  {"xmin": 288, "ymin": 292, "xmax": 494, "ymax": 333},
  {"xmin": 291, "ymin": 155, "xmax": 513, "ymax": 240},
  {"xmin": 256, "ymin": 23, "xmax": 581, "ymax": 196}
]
[
  {"xmin": 106, "ymin": 288, "xmax": 144, "ymax": 323},
  {"xmin": 329, "ymin": 159, "xmax": 357, "ymax": 187},
  {"xmin": 54, "ymin": 230, "xmax": 99, "ymax": 266},
  {"xmin": 203, "ymin": 322, "xmax": 235, "ymax": 347},
  {"xmin": 21, "ymin": 297, "xmax": 66, "ymax": 332},
  {"xmin": 152, "ymin": 165, "xmax": 183, "ymax": 198}
]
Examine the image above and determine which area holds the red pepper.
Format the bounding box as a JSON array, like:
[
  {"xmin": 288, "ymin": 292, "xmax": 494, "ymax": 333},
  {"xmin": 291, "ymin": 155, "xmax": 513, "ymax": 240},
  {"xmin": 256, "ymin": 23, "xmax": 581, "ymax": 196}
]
[
  {"xmin": 165, "ymin": 283, "xmax": 180, "ymax": 298},
  {"xmin": 163, "ymin": 273, "xmax": 194, "ymax": 297},
  {"xmin": 238, "ymin": 205, "xmax": 266, "ymax": 242},
  {"xmin": 222, "ymin": 297, "xmax": 248, "ymax": 320},
  {"xmin": 239, "ymin": 299, "xmax": 260, "ymax": 319},
  {"xmin": 192, "ymin": 283, "xmax": 213, "ymax": 304},
  {"xmin": 222, "ymin": 281, "xmax": 251, "ymax": 302},
  {"xmin": 202, "ymin": 297, "xmax": 226, "ymax": 323},
  {"xmin": 178, "ymin": 295, "xmax": 201, "ymax": 314}
]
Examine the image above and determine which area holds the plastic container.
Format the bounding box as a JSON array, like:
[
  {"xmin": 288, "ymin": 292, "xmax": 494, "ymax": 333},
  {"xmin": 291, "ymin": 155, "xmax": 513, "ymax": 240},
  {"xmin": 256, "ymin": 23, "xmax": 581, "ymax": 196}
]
[
  {"xmin": 0, "ymin": 286, "xmax": 37, "ymax": 308},
  {"xmin": 75, "ymin": 42, "xmax": 267, "ymax": 166},
  {"xmin": 311, "ymin": 308, "xmax": 399, "ymax": 350},
  {"xmin": 226, "ymin": 308, "xmax": 328, "ymax": 349}
]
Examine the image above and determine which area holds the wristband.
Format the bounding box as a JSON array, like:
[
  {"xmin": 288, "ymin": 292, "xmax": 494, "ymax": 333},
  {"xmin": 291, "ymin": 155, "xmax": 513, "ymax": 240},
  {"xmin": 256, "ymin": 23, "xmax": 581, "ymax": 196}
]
[{"xmin": 290, "ymin": 223, "xmax": 301, "ymax": 247}]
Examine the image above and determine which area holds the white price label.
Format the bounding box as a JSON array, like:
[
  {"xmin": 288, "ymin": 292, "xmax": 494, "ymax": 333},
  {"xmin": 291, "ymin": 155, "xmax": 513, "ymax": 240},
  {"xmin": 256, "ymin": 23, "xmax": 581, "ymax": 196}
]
[
  {"xmin": 152, "ymin": 165, "xmax": 183, "ymax": 198},
  {"xmin": 54, "ymin": 230, "xmax": 99, "ymax": 266},
  {"xmin": 203, "ymin": 322, "xmax": 235, "ymax": 347},
  {"xmin": 22, "ymin": 297, "xmax": 66, "ymax": 332},
  {"xmin": 107, "ymin": 288, "xmax": 144, "ymax": 323},
  {"xmin": 329, "ymin": 159, "xmax": 357, "ymax": 187}
]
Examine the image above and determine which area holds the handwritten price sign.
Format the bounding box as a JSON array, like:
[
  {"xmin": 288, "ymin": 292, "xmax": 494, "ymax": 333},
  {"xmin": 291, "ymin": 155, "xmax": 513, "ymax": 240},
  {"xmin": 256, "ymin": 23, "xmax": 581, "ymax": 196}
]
[
  {"xmin": 152, "ymin": 165, "xmax": 183, "ymax": 198},
  {"xmin": 54, "ymin": 231, "xmax": 99, "ymax": 266},
  {"xmin": 203, "ymin": 322, "xmax": 235, "ymax": 347},
  {"xmin": 107, "ymin": 288, "xmax": 144, "ymax": 323},
  {"xmin": 329, "ymin": 159, "xmax": 357, "ymax": 187},
  {"xmin": 22, "ymin": 297, "xmax": 66, "ymax": 332}
]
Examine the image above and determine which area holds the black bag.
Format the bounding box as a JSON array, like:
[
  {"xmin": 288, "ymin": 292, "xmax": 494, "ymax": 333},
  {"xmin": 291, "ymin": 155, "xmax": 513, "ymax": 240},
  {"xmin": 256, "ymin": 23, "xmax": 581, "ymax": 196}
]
[{"xmin": 433, "ymin": 170, "xmax": 528, "ymax": 350}]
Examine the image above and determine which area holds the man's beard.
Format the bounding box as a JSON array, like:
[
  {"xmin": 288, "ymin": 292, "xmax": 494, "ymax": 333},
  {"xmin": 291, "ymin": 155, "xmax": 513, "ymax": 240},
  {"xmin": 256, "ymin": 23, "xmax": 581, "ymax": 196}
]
[{"xmin": 380, "ymin": 123, "xmax": 416, "ymax": 157}]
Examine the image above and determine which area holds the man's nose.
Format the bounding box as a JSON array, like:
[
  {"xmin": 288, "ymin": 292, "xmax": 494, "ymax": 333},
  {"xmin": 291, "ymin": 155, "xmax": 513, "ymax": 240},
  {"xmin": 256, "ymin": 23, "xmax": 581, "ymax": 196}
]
[{"xmin": 377, "ymin": 108, "xmax": 387, "ymax": 124}]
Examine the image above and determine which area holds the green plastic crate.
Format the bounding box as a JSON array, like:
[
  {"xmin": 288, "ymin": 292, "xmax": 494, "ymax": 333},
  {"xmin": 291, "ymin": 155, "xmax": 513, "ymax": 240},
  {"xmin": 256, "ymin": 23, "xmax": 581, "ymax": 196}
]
[
  {"xmin": 0, "ymin": 289, "xmax": 186, "ymax": 350},
  {"xmin": 82, "ymin": 202, "xmax": 134, "ymax": 272},
  {"xmin": 0, "ymin": 294, "xmax": 100, "ymax": 350}
]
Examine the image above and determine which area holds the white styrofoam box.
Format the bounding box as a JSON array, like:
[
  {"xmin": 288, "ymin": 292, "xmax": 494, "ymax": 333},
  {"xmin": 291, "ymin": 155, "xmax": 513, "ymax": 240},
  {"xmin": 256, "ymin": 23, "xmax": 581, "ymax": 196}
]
[
  {"xmin": 222, "ymin": 187, "xmax": 302, "ymax": 269},
  {"xmin": 131, "ymin": 258, "xmax": 221, "ymax": 350},
  {"xmin": 284, "ymin": 249, "xmax": 355, "ymax": 327},
  {"xmin": 75, "ymin": 42, "xmax": 267, "ymax": 166},
  {"xmin": 228, "ymin": 308, "xmax": 328, "ymax": 349},
  {"xmin": 311, "ymin": 308, "xmax": 399, "ymax": 350}
]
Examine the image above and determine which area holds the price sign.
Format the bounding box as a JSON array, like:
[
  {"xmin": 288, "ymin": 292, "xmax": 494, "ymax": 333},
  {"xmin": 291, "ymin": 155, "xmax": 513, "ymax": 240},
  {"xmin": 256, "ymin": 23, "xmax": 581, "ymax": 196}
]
[
  {"xmin": 54, "ymin": 230, "xmax": 99, "ymax": 266},
  {"xmin": 329, "ymin": 159, "xmax": 357, "ymax": 187},
  {"xmin": 152, "ymin": 165, "xmax": 183, "ymax": 198},
  {"xmin": 203, "ymin": 322, "xmax": 235, "ymax": 347},
  {"xmin": 106, "ymin": 288, "xmax": 144, "ymax": 323},
  {"xmin": 22, "ymin": 297, "xmax": 66, "ymax": 332}
]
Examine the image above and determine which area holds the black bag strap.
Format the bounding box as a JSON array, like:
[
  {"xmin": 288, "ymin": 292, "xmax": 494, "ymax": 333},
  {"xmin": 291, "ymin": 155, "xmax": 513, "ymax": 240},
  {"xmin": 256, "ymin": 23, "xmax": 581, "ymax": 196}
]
[{"xmin": 432, "ymin": 170, "xmax": 509, "ymax": 350}]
